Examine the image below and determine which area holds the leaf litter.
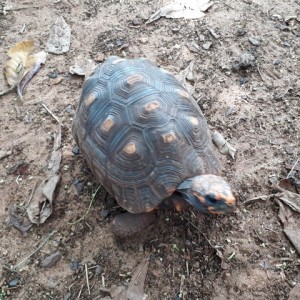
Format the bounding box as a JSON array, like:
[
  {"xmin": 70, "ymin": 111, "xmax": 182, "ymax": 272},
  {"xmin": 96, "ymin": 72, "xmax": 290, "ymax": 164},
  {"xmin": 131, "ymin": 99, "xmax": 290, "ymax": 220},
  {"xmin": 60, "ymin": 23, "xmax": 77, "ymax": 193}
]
[
  {"xmin": 146, "ymin": 0, "xmax": 213, "ymax": 24},
  {"xmin": 26, "ymin": 117, "xmax": 62, "ymax": 225},
  {"xmin": 100, "ymin": 255, "xmax": 150, "ymax": 300},
  {"xmin": 1, "ymin": 40, "xmax": 47, "ymax": 97},
  {"xmin": 212, "ymin": 131, "xmax": 236, "ymax": 159}
]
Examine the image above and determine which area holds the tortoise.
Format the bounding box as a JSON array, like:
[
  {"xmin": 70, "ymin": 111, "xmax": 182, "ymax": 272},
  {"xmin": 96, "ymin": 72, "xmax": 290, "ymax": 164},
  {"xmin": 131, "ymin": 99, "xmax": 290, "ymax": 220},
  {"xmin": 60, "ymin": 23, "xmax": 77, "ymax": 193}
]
[{"xmin": 72, "ymin": 56, "xmax": 235, "ymax": 237}]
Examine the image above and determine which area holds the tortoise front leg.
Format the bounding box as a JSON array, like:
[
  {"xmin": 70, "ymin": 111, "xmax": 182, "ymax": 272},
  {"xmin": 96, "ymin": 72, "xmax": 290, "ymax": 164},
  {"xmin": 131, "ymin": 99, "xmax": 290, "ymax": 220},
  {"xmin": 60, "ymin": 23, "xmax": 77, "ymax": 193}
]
[{"xmin": 112, "ymin": 212, "xmax": 155, "ymax": 238}]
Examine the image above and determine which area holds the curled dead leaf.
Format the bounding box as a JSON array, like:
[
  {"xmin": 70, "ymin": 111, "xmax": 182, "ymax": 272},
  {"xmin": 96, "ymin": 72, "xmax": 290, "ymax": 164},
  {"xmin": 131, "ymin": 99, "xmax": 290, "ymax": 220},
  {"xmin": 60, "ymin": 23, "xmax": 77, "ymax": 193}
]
[
  {"xmin": 26, "ymin": 176, "xmax": 60, "ymax": 225},
  {"xmin": 48, "ymin": 123, "xmax": 62, "ymax": 175},
  {"xmin": 146, "ymin": 0, "xmax": 213, "ymax": 24},
  {"xmin": 212, "ymin": 131, "xmax": 236, "ymax": 159},
  {"xmin": 8, "ymin": 205, "xmax": 32, "ymax": 235},
  {"xmin": 3, "ymin": 40, "xmax": 47, "ymax": 97},
  {"xmin": 69, "ymin": 57, "xmax": 96, "ymax": 78}
]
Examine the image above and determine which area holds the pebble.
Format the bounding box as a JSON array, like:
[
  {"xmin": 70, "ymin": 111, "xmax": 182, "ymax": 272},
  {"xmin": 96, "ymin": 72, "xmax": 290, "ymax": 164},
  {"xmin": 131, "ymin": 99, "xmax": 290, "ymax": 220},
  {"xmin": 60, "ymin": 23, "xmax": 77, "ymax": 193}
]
[
  {"xmin": 8, "ymin": 278, "xmax": 19, "ymax": 287},
  {"xmin": 209, "ymin": 28, "xmax": 219, "ymax": 39},
  {"xmin": 248, "ymin": 36, "xmax": 260, "ymax": 46},
  {"xmin": 41, "ymin": 251, "xmax": 62, "ymax": 268},
  {"xmin": 101, "ymin": 209, "xmax": 110, "ymax": 218},
  {"xmin": 63, "ymin": 292, "xmax": 72, "ymax": 300},
  {"xmin": 202, "ymin": 42, "xmax": 212, "ymax": 50},
  {"xmin": 65, "ymin": 105, "xmax": 75, "ymax": 115},
  {"xmin": 72, "ymin": 146, "xmax": 80, "ymax": 155},
  {"xmin": 172, "ymin": 27, "xmax": 180, "ymax": 33},
  {"xmin": 95, "ymin": 265, "xmax": 102, "ymax": 276},
  {"xmin": 95, "ymin": 52, "xmax": 105, "ymax": 62},
  {"xmin": 73, "ymin": 179, "xmax": 85, "ymax": 194},
  {"xmin": 139, "ymin": 37, "xmax": 148, "ymax": 44},
  {"xmin": 47, "ymin": 72, "xmax": 58, "ymax": 79},
  {"xmin": 132, "ymin": 18, "xmax": 142, "ymax": 26},
  {"xmin": 70, "ymin": 260, "xmax": 80, "ymax": 271},
  {"xmin": 237, "ymin": 51, "xmax": 256, "ymax": 69}
]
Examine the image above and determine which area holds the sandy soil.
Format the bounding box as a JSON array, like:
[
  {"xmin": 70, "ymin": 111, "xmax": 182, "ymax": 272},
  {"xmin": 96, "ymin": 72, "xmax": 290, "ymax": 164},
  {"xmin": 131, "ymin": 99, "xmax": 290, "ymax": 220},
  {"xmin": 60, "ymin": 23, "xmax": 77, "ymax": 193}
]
[{"xmin": 0, "ymin": 0, "xmax": 300, "ymax": 299}]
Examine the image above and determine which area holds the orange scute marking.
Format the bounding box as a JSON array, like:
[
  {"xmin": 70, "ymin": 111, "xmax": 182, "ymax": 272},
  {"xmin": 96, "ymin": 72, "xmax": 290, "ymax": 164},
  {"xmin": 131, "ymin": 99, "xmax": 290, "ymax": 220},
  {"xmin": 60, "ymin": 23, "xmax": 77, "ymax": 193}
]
[
  {"xmin": 192, "ymin": 192, "xmax": 206, "ymax": 204},
  {"xmin": 174, "ymin": 200, "xmax": 186, "ymax": 212},
  {"xmin": 101, "ymin": 117, "xmax": 114, "ymax": 132},
  {"xmin": 145, "ymin": 101, "xmax": 160, "ymax": 111},
  {"xmin": 162, "ymin": 132, "xmax": 176, "ymax": 143},
  {"xmin": 127, "ymin": 74, "xmax": 143, "ymax": 84},
  {"xmin": 84, "ymin": 93, "xmax": 96, "ymax": 106},
  {"xmin": 124, "ymin": 142, "xmax": 136, "ymax": 154},
  {"xmin": 224, "ymin": 196, "xmax": 236, "ymax": 206}
]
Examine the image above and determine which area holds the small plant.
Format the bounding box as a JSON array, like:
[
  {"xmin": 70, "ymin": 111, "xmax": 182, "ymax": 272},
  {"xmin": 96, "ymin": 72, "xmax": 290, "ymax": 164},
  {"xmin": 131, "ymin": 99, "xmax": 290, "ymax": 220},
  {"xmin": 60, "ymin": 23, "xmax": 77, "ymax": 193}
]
[{"xmin": 0, "ymin": 288, "xmax": 5, "ymax": 300}]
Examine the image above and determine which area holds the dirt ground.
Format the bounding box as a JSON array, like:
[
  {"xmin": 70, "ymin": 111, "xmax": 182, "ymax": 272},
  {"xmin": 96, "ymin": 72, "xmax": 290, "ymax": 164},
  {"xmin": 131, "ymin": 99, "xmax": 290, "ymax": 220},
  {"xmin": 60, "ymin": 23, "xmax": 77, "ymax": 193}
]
[{"xmin": 0, "ymin": 0, "xmax": 300, "ymax": 299}]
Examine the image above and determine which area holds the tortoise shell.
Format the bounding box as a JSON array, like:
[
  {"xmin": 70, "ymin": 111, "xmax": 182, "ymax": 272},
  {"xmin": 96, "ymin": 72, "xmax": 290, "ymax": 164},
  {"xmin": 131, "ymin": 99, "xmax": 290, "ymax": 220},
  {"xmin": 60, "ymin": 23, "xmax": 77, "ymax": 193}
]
[{"xmin": 72, "ymin": 56, "xmax": 220, "ymax": 213}]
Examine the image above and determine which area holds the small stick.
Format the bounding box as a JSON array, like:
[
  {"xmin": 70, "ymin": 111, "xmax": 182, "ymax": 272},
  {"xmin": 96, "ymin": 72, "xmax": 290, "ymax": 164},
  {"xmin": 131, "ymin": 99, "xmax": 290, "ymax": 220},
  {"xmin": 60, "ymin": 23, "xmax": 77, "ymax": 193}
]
[
  {"xmin": 41, "ymin": 103, "xmax": 61, "ymax": 123},
  {"xmin": 101, "ymin": 275, "xmax": 106, "ymax": 287},
  {"xmin": 5, "ymin": 5, "xmax": 41, "ymax": 11},
  {"xmin": 77, "ymin": 284, "xmax": 84, "ymax": 299},
  {"xmin": 179, "ymin": 274, "xmax": 185, "ymax": 299},
  {"xmin": 242, "ymin": 195, "xmax": 273, "ymax": 205},
  {"xmin": 187, "ymin": 219, "xmax": 217, "ymax": 249},
  {"xmin": 287, "ymin": 158, "xmax": 299, "ymax": 179},
  {"xmin": 13, "ymin": 230, "xmax": 56, "ymax": 270},
  {"xmin": 20, "ymin": 23, "xmax": 26, "ymax": 33},
  {"xmin": 85, "ymin": 263, "xmax": 91, "ymax": 295},
  {"xmin": 68, "ymin": 185, "xmax": 101, "ymax": 225},
  {"xmin": 186, "ymin": 261, "xmax": 189, "ymax": 276}
]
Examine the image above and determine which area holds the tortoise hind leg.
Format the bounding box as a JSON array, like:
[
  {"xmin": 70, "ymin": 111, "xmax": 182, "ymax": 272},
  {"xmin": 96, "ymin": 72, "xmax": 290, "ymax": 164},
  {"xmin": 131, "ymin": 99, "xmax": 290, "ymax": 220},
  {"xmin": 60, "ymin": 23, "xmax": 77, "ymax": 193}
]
[{"xmin": 112, "ymin": 212, "xmax": 155, "ymax": 238}]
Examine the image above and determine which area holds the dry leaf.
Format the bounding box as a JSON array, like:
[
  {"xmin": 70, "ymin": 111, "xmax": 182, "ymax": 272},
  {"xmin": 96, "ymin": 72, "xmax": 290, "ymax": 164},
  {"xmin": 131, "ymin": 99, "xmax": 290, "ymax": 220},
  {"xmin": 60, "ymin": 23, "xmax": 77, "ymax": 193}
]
[
  {"xmin": 276, "ymin": 199, "xmax": 300, "ymax": 255},
  {"xmin": 176, "ymin": 60, "xmax": 195, "ymax": 94},
  {"xmin": 8, "ymin": 205, "xmax": 32, "ymax": 235},
  {"xmin": 48, "ymin": 123, "xmax": 62, "ymax": 175},
  {"xmin": 275, "ymin": 190, "xmax": 300, "ymax": 213},
  {"xmin": 212, "ymin": 131, "xmax": 236, "ymax": 159},
  {"xmin": 3, "ymin": 40, "xmax": 47, "ymax": 96},
  {"xmin": 43, "ymin": 175, "xmax": 61, "ymax": 203},
  {"xmin": 46, "ymin": 16, "xmax": 71, "ymax": 54},
  {"xmin": 26, "ymin": 180, "xmax": 48, "ymax": 224},
  {"xmin": 69, "ymin": 56, "xmax": 96, "ymax": 77},
  {"xmin": 0, "ymin": 149, "xmax": 12, "ymax": 160},
  {"xmin": 116, "ymin": 255, "xmax": 150, "ymax": 300},
  {"xmin": 146, "ymin": 0, "xmax": 213, "ymax": 24}
]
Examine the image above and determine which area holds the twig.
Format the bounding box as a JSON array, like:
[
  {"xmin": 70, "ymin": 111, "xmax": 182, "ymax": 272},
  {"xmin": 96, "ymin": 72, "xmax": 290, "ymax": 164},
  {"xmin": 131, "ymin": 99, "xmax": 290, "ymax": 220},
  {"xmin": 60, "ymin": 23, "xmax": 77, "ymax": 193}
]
[
  {"xmin": 179, "ymin": 274, "xmax": 185, "ymax": 299},
  {"xmin": 85, "ymin": 263, "xmax": 91, "ymax": 295},
  {"xmin": 12, "ymin": 230, "xmax": 56, "ymax": 270},
  {"xmin": 41, "ymin": 103, "xmax": 61, "ymax": 123},
  {"xmin": 186, "ymin": 218, "xmax": 217, "ymax": 249},
  {"xmin": 274, "ymin": 79, "xmax": 292, "ymax": 100},
  {"xmin": 101, "ymin": 275, "xmax": 106, "ymax": 287},
  {"xmin": 77, "ymin": 284, "xmax": 84, "ymax": 299},
  {"xmin": 256, "ymin": 64, "xmax": 270, "ymax": 87},
  {"xmin": 68, "ymin": 185, "xmax": 101, "ymax": 225},
  {"xmin": 5, "ymin": 5, "xmax": 41, "ymax": 11},
  {"xmin": 242, "ymin": 194, "xmax": 274, "ymax": 205},
  {"xmin": 286, "ymin": 158, "xmax": 299, "ymax": 179}
]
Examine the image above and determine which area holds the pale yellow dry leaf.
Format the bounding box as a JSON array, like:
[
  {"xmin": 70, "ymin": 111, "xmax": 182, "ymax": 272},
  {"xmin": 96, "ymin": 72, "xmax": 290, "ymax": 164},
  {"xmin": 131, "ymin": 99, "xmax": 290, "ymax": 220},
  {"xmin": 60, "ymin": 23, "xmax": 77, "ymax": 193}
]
[{"xmin": 3, "ymin": 40, "xmax": 47, "ymax": 90}]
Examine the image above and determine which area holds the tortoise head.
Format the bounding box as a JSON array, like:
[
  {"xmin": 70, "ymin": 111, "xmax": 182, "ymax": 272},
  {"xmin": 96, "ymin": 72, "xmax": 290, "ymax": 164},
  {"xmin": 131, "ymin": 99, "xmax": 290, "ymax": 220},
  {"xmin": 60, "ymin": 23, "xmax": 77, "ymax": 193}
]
[{"xmin": 176, "ymin": 174, "xmax": 236, "ymax": 214}]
